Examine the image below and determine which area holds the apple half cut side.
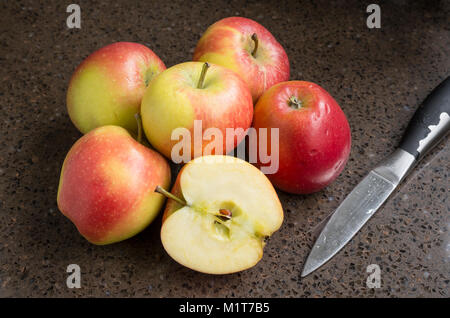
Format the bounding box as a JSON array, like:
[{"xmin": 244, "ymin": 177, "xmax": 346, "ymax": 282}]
[{"xmin": 159, "ymin": 155, "xmax": 284, "ymax": 274}]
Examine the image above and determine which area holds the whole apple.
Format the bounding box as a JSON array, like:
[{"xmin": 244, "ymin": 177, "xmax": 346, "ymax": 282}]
[
  {"xmin": 141, "ymin": 61, "xmax": 253, "ymax": 161},
  {"xmin": 253, "ymin": 81, "xmax": 351, "ymax": 194},
  {"xmin": 57, "ymin": 125, "xmax": 171, "ymax": 244},
  {"xmin": 67, "ymin": 42, "xmax": 166, "ymax": 134},
  {"xmin": 158, "ymin": 155, "xmax": 284, "ymax": 274},
  {"xmin": 193, "ymin": 17, "xmax": 290, "ymax": 102}
]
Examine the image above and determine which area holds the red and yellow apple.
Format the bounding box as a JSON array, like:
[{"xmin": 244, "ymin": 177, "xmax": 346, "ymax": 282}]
[
  {"xmin": 253, "ymin": 81, "xmax": 351, "ymax": 194},
  {"xmin": 193, "ymin": 17, "xmax": 290, "ymax": 102},
  {"xmin": 67, "ymin": 42, "xmax": 166, "ymax": 134},
  {"xmin": 57, "ymin": 125, "xmax": 171, "ymax": 244},
  {"xmin": 141, "ymin": 61, "xmax": 253, "ymax": 161},
  {"xmin": 158, "ymin": 155, "xmax": 284, "ymax": 274}
]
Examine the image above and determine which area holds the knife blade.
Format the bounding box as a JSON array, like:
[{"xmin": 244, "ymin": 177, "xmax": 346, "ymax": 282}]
[{"xmin": 301, "ymin": 76, "xmax": 450, "ymax": 277}]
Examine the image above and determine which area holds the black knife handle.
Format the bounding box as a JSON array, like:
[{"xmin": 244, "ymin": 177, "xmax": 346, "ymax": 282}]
[{"xmin": 399, "ymin": 76, "xmax": 450, "ymax": 160}]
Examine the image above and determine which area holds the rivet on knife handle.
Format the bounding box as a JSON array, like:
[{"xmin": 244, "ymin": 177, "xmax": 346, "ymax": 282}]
[{"xmin": 399, "ymin": 76, "xmax": 450, "ymax": 160}]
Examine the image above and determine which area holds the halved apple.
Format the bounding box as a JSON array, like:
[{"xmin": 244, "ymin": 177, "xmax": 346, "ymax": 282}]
[{"xmin": 159, "ymin": 155, "xmax": 284, "ymax": 274}]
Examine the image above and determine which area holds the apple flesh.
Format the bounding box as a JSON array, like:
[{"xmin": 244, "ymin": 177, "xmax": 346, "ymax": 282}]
[
  {"xmin": 160, "ymin": 155, "xmax": 284, "ymax": 274},
  {"xmin": 253, "ymin": 81, "xmax": 351, "ymax": 194},
  {"xmin": 193, "ymin": 17, "xmax": 290, "ymax": 102},
  {"xmin": 141, "ymin": 61, "xmax": 253, "ymax": 160},
  {"xmin": 67, "ymin": 42, "xmax": 166, "ymax": 134},
  {"xmin": 57, "ymin": 125, "xmax": 171, "ymax": 244}
]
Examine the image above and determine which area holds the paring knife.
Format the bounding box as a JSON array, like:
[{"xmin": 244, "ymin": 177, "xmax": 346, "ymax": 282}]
[{"xmin": 301, "ymin": 76, "xmax": 450, "ymax": 277}]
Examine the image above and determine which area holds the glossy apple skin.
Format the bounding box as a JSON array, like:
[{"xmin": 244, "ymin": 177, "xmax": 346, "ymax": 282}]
[
  {"xmin": 193, "ymin": 17, "xmax": 290, "ymax": 102},
  {"xmin": 57, "ymin": 126, "xmax": 171, "ymax": 244},
  {"xmin": 141, "ymin": 61, "xmax": 253, "ymax": 160},
  {"xmin": 67, "ymin": 42, "xmax": 166, "ymax": 134},
  {"xmin": 253, "ymin": 81, "xmax": 351, "ymax": 194}
]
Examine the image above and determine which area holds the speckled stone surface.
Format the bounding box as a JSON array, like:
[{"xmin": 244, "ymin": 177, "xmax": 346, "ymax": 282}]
[{"xmin": 0, "ymin": 0, "xmax": 449, "ymax": 297}]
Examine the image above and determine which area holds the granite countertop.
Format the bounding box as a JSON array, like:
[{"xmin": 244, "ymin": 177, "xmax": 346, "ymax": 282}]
[{"xmin": 0, "ymin": 0, "xmax": 448, "ymax": 297}]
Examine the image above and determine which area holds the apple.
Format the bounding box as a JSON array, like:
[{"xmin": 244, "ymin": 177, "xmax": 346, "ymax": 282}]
[
  {"xmin": 193, "ymin": 17, "xmax": 290, "ymax": 102},
  {"xmin": 141, "ymin": 61, "xmax": 253, "ymax": 161},
  {"xmin": 57, "ymin": 125, "xmax": 171, "ymax": 244},
  {"xmin": 252, "ymin": 81, "xmax": 351, "ymax": 194},
  {"xmin": 157, "ymin": 155, "xmax": 284, "ymax": 274},
  {"xmin": 67, "ymin": 42, "xmax": 166, "ymax": 134}
]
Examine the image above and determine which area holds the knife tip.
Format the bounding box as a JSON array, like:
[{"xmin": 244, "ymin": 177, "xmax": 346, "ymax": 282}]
[
  {"xmin": 300, "ymin": 268, "xmax": 311, "ymax": 278},
  {"xmin": 300, "ymin": 262, "xmax": 315, "ymax": 278}
]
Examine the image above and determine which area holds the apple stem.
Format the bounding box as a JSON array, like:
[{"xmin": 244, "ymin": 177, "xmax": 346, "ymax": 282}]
[
  {"xmin": 251, "ymin": 33, "xmax": 258, "ymax": 57},
  {"xmin": 134, "ymin": 113, "xmax": 143, "ymax": 144},
  {"xmin": 155, "ymin": 186, "xmax": 188, "ymax": 206},
  {"xmin": 288, "ymin": 96, "xmax": 303, "ymax": 109},
  {"xmin": 197, "ymin": 62, "xmax": 210, "ymax": 89},
  {"xmin": 155, "ymin": 186, "xmax": 233, "ymax": 221}
]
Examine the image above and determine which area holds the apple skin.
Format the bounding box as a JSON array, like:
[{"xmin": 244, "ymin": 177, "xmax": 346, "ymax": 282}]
[
  {"xmin": 253, "ymin": 81, "xmax": 351, "ymax": 194},
  {"xmin": 67, "ymin": 42, "xmax": 166, "ymax": 134},
  {"xmin": 57, "ymin": 125, "xmax": 171, "ymax": 245},
  {"xmin": 141, "ymin": 61, "xmax": 253, "ymax": 160},
  {"xmin": 193, "ymin": 17, "xmax": 290, "ymax": 102}
]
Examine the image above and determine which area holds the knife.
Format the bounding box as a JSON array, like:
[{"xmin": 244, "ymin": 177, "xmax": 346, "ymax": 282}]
[{"xmin": 301, "ymin": 76, "xmax": 450, "ymax": 277}]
